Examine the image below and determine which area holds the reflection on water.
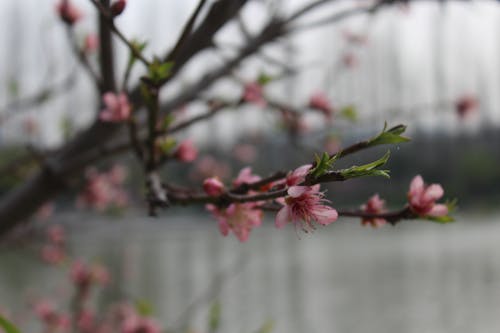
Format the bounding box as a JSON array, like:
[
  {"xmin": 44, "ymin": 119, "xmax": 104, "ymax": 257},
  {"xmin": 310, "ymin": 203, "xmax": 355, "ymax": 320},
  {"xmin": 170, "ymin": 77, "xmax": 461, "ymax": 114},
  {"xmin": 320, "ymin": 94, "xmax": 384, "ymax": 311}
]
[{"xmin": 1, "ymin": 213, "xmax": 500, "ymax": 333}]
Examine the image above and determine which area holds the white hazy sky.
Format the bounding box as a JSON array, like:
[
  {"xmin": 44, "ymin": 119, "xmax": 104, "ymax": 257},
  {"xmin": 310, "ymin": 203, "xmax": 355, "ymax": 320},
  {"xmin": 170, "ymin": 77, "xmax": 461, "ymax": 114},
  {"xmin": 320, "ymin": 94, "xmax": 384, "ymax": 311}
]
[{"xmin": 0, "ymin": 0, "xmax": 499, "ymax": 146}]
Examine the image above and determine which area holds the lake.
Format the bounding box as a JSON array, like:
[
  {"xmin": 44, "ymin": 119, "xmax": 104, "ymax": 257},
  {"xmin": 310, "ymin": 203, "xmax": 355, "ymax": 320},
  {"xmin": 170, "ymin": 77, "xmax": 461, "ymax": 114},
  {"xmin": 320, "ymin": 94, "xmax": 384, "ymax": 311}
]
[{"xmin": 1, "ymin": 212, "xmax": 500, "ymax": 333}]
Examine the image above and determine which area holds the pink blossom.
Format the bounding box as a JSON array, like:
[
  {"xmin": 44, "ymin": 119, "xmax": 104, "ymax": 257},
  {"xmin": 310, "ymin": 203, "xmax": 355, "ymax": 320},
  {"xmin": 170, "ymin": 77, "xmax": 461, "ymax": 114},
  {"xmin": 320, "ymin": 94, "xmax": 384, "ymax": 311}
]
[
  {"xmin": 110, "ymin": 0, "xmax": 127, "ymax": 17},
  {"xmin": 33, "ymin": 300, "xmax": 69, "ymax": 329},
  {"xmin": 242, "ymin": 82, "xmax": 266, "ymax": 107},
  {"xmin": 174, "ymin": 139, "xmax": 198, "ymax": 162},
  {"xmin": 232, "ymin": 143, "xmax": 257, "ymax": 163},
  {"xmin": 341, "ymin": 30, "xmax": 368, "ymax": 45},
  {"xmin": 360, "ymin": 194, "xmax": 387, "ymax": 228},
  {"xmin": 232, "ymin": 167, "xmax": 261, "ymax": 187},
  {"xmin": 286, "ymin": 164, "xmax": 312, "ymax": 187},
  {"xmin": 309, "ymin": 92, "xmax": 333, "ymax": 117},
  {"xmin": 47, "ymin": 225, "xmax": 65, "ymax": 245},
  {"xmin": 191, "ymin": 156, "xmax": 231, "ymax": 181},
  {"xmin": 108, "ymin": 164, "xmax": 127, "ymax": 185},
  {"xmin": 84, "ymin": 34, "xmax": 99, "ymax": 53},
  {"xmin": 275, "ymin": 185, "xmax": 338, "ymax": 232},
  {"xmin": 455, "ymin": 95, "xmax": 479, "ymax": 119},
  {"xmin": 70, "ymin": 260, "xmax": 94, "ymax": 293},
  {"xmin": 56, "ymin": 1, "xmax": 83, "ymax": 25},
  {"xmin": 407, "ymin": 175, "xmax": 448, "ymax": 217},
  {"xmin": 35, "ymin": 202, "xmax": 54, "ymax": 221},
  {"xmin": 77, "ymin": 309, "xmax": 95, "ymax": 333},
  {"xmin": 77, "ymin": 167, "xmax": 128, "ymax": 211},
  {"xmin": 203, "ymin": 177, "xmax": 225, "ymax": 197},
  {"xmin": 23, "ymin": 117, "xmax": 39, "ymax": 135},
  {"xmin": 41, "ymin": 244, "xmax": 65, "ymax": 265},
  {"xmin": 324, "ymin": 136, "xmax": 341, "ymax": 155},
  {"xmin": 122, "ymin": 316, "xmax": 161, "ymax": 333},
  {"xmin": 342, "ymin": 52, "xmax": 358, "ymax": 68},
  {"xmin": 99, "ymin": 92, "xmax": 131, "ymax": 122},
  {"xmin": 206, "ymin": 203, "xmax": 263, "ymax": 242}
]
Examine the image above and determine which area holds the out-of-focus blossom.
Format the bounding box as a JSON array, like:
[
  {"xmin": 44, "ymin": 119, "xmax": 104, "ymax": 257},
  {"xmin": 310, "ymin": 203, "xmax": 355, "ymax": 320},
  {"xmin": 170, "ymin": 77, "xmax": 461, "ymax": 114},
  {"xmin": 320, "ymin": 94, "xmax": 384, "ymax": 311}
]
[
  {"xmin": 33, "ymin": 300, "xmax": 69, "ymax": 329},
  {"xmin": 35, "ymin": 202, "xmax": 54, "ymax": 221},
  {"xmin": 41, "ymin": 244, "xmax": 65, "ymax": 265},
  {"xmin": 408, "ymin": 175, "xmax": 448, "ymax": 217},
  {"xmin": 281, "ymin": 110, "xmax": 309, "ymax": 134},
  {"xmin": 342, "ymin": 52, "xmax": 358, "ymax": 68},
  {"xmin": 191, "ymin": 156, "xmax": 231, "ymax": 181},
  {"xmin": 232, "ymin": 167, "xmax": 261, "ymax": 187},
  {"xmin": 47, "ymin": 225, "xmax": 65, "ymax": 245},
  {"xmin": 70, "ymin": 260, "xmax": 110, "ymax": 297},
  {"xmin": 455, "ymin": 95, "xmax": 479, "ymax": 119},
  {"xmin": 174, "ymin": 139, "xmax": 198, "ymax": 162},
  {"xmin": 56, "ymin": 1, "xmax": 83, "ymax": 25},
  {"xmin": 360, "ymin": 194, "xmax": 387, "ymax": 228},
  {"xmin": 206, "ymin": 203, "xmax": 263, "ymax": 242},
  {"xmin": 77, "ymin": 309, "xmax": 95, "ymax": 333},
  {"xmin": 341, "ymin": 30, "xmax": 368, "ymax": 45},
  {"xmin": 275, "ymin": 185, "xmax": 337, "ymax": 232},
  {"xmin": 242, "ymin": 82, "xmax": 266, "ymax": 107},
  {"xmin": 203, "ymin": 177, "xmax": 225, "ymax": 197},
  {"xmin": 309, "ymin": 92, "xmax": 334, "ymax": 117},
  {"xmin": 77, "ymin": 167, "xmax": 128, "ymax": 211},
  {"xmin": 99, "ymin": 92, "xmax": 131, "ymax": 123},
  {"xmin": 324, "ymin": 136, "xmax": 341, "ymax": 155},
  {"xmin": 122, "ymin": 316, "xmax": 161, "ymax": 333},
  {"xmin": 23, "ymin": 117, "xmax": 39, "ymax": 136},
  {"xmin": 84, "ymin": 34, "xmax": 99, "ymax": 53},
  {"xmin": 232, "ymin": 143, "xmax": 257, "ymax": 163}
]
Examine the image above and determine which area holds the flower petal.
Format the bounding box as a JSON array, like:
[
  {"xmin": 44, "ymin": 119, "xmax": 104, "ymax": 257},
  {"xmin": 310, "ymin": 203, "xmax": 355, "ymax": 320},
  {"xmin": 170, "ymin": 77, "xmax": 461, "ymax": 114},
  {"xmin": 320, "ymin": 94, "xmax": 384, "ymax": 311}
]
[
  {"xmin": 423, "ymin": 184, "xmax": 444, "ymax": 202},
  {"xmin": 275, "ymin": 206, "xmax": 290, "ymax": 228},
  {"xmin": 409, "ymin": 175, "xmax": 424, "ymax": 195},
  {"xmin": 313, "ymin": 206, "xmax": 338, "ymax": 225},
  {"xmin": 428, "ymin": 204, "xmax": 448, "ymax": 217},
  {"xmin": 288, "ymin": 186, "xmax": 310, "ymax": 198}
]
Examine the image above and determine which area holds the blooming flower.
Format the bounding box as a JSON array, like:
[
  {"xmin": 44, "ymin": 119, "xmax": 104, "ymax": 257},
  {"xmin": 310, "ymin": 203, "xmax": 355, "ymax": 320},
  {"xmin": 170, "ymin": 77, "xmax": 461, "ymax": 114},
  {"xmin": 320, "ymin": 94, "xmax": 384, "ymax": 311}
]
[
  {"xmin": 275, "ymin": 185, "xmax": 338, "ymax": 232},
  {"xmin": 309, "ymin": 92, "xmax": 333, "ymax": 117},
  {"xmin": 360, "ymin": 194, "xmax": 387, "ymax": 228},
  {"xmin": 286, "ymin": 164, "xmax": 312, "ymax": 187},
  {"xmin": 203, "ymin": 177, "xmax": 225, "ymax": 197},
  {"xmin": 206, "ymin": 203, "xmax": 263, "ymax": 242},
  {"xmin": 407, "ymin": 175, "xmax": 448, "ymax": 217},
  {"xmin": 99, "ymin": 92, "xmax": 131, "ymax": 122},
  {"xmin": 56, "ymin": 1, "xmax": 83, "ymax": 25},
  {"xmin": 232, "ymin": 167, "xmax": 261, "ymax": 187},
  {"xmin": 174, "ymin": 139, "xmax": 198, "ymax": 162},
  {"xmin": 77, "ymin": 167, "xmax": 128, "ymax": 211},
  {"xmin": 242, "ymin": 82, "xmax": 266, "ymax": 107},
  {"xmin": 33, "ymin": 300, "xmax": 69, "ymax": 329}
]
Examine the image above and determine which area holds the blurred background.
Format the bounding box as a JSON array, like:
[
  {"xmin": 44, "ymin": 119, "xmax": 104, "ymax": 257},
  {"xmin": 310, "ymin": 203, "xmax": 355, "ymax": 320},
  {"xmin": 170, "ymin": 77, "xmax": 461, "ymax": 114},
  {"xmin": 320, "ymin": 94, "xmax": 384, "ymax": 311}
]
[{"xmin": 1, "ymin": 1, "xmax": 500, "ymax": 332}]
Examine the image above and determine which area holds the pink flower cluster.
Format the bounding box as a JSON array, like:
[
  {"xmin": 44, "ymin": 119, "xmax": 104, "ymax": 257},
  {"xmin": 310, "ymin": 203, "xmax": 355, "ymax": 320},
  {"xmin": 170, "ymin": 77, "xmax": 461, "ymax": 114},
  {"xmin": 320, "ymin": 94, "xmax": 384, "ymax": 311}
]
[
  {"xmin": 77, "ymin": 165, "xmax": 128, "ymax": 211},
  {"xmin": 203, "ymin": 177, "xmax": 225, "ymax": 197},
  {"xmin": 360, "ymin": 194, "xmax": 387, "ymax": 228},
  {"xmin": 407, "ymin": 175, "xmax": 448, "ymax": 217},
  {"xmin": 33, "ymin": 299, "xmax": 70, "ymax": 330},
  {"xmin": 71, "ymin": 260, "xmax": 110, "ymax": 299},
  {"xmin": 40, "ymin": 225, "xmax": 67, "ymax": 265},
  {"xmin": 206, "ymin": 203, "xmax": 263, "ymax": 242},
  {"xmin": 100, "ymin": 92, "xmax": 132, "ymax": 123},
  {"xmin": 242, "ymin": 82, "xmax": 266, "ymax": 107}
]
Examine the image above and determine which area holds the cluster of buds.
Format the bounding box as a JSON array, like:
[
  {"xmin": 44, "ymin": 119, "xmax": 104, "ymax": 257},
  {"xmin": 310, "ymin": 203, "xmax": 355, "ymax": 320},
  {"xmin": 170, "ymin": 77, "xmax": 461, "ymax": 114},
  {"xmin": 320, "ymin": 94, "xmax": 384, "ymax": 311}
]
[{"xmin": 99, "ymin": 92, "xmax": 132, "ymax": 123}]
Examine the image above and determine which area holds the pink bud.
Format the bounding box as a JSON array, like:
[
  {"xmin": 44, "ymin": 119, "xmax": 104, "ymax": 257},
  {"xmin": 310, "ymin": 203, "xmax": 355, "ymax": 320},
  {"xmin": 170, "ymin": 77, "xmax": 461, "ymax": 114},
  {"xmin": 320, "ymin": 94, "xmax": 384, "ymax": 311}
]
[
  {"xmin": 309, "ymin": 92, "xmax": 333, "ymax": 117},
  {"xmin": 203, "ymin": 178, "xmax": 225, "ymax": 197},
  {"xmin": 84, "ymin": 34, "xmax": 99, "ymax": 53},
  {"xmin": 174, "ymin": 140, "xmax": 198, "ymax": 162},
  {"xmin": 100, "ymin": 92, "xmax": 132, "ymax": 122},
  {"xmin": 242, "ymin": 82, "xmax": 266, "ymax": 107},
  {"xmin": 110, "ymin": 0, "xmax": 127, "ymax": 17},
  {"xmin": 56, "ymin": 1, "xmax": 83, "ymax": 25}
]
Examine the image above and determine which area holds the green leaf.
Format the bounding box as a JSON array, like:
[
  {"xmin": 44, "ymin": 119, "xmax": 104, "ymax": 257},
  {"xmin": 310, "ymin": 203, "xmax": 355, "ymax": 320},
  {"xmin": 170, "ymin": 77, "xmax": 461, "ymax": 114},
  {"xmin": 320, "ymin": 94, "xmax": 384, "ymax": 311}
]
[
  {"xmin": 339, "ymin": 151, "xmax": 391, "ymax": 179},
  {"xmin": 255, "ymin": 319, "xmax": 274, "ymax": 333},
  {"xmin": 368, "ymin": 123, "xmax": 410, "ymax": 147},
  {"xmin": 148, "ymin": 59, "xmax": 174, "ymax": 84},
  {"xmin": 0, "ymin": 315, "xmax": 21, "ymax": 333},
  {"xmin": 339, "ymin": 105, "xmax": 357, "ymax": 122},
  {"xmin": 158, "ymin": 137, "xmax": 177, "ymax": 154},
  {"xmin": 208, "ymin": 301, "xmax": 221, "ymax": 332},
  {"xmin": 160, "ymin": 114, "xmax": 175, "ymax": 131},
  {"xmin": 309, "ymin": 152, "xmax": 337, "ymax": 178},
  {"xmin": 135, "ymin": 299, "xmax": 154, "ymax": 317},
  {"xmin": 426, "ymin": 215, "xmax": 455, "ymax": 224},
  {"xmin": 127, "ymin": 40, "xmax": 148, "ymax": 68},
  {"xmin": 257, "ymin": 72, "xmax": 274, "ymax": 86}
]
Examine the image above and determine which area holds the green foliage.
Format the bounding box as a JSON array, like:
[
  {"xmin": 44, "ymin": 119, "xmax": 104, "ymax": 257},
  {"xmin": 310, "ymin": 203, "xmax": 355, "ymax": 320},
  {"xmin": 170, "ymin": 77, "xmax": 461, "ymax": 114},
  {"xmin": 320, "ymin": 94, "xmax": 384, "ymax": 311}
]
[
  {"xmin": 208, "ymin": 301, "xmax": 221, "ymax": 333},
  {"xmin": 135, "ymin": 299, "xmax": 154, "ymax": 316},
  {"xmin": 0, "ymin": 315, "xmax": 21, "ymax": 333},
  {"xmin": 157, "ymin": 137, "xmax": 177, "ymax": 154},
  {"xmin": 255, "ymin": 319, "xmax": 274, "ymax": 333},
  {"xmin": 127, "ymin": 40, "xmax": 148, "ymax": 68},
  {"xmin": 339, "ymin": 151, "xmax": 391, "ymax": 179},
  {"xmin": 368, "ymin": 123, "xmax": 410, "ymax": 147},
  {"xmin": 257, "ymin": 72, "xmax": 274, "ymax": 86},
  {"xmin": 309, "ymin": 152, "xmax": 338, "ymax": 178},
  {"xmin": 339, "ymin": 105, "xmax": 357, "ymax": 122},
  {"xmin": 148, "ymin": 59, "xmax": 174, "ymax": 84},
  {"xmin": 160, "ymin": 114, "xmax": 175, "ymax": 131}
]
